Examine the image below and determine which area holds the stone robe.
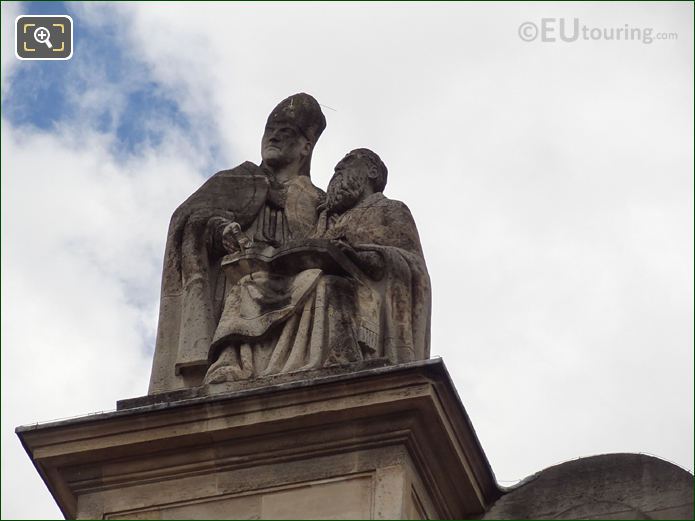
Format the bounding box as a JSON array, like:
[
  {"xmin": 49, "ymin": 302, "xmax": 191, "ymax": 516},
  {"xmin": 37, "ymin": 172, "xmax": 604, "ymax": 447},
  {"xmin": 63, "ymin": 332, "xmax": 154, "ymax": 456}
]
[
  {"xmin": 317, "ymin": 193, "xmax": 431, "ymax": 364},
  {"xmin": 208, "ymin": 192, "xmax": 431, "ymax": 380},
  {"xmin": 148, "ymin": 161, "xmax": 323, "ymax": 393}
]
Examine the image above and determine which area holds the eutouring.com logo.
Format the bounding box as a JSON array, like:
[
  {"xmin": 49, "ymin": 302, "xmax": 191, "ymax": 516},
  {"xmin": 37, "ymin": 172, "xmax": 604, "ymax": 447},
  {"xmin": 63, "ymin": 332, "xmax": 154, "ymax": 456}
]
[{"xmin": 518, "ymin": 18, "xmax": 678, "ymax": 44}]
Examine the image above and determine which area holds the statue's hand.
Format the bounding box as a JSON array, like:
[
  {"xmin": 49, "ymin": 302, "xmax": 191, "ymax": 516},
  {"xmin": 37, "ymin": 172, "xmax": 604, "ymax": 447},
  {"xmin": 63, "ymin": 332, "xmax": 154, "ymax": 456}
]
[
  {"xmin": 334, "ymin": 240, "xmax": 385, "ymax": 281},
  {"xmin": 221, "ymin": 222, "xmax": 241, "ymax": 254},
  {"xmin": 221, "ymin": 222, "xmax": 253, "ymax": 254},
  {"xmin": 354, "ymin": 250, "xmax": 385, "ymax": 281}
]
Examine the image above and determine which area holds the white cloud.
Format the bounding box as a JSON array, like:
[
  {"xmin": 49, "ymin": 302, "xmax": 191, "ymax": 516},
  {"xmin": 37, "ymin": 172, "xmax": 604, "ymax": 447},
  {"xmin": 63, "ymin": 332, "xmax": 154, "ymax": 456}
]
[
  {"xmin": 1, "ymin": 9, "xmax": 219, "ymax": 508},
  {"xmin": 0, "ymin": 121, "xmax": 214, "ymax": 518},
  {"xmin": 1, "ymin": 1, "xmax": 20, "ymax": 95},
  {"xmin": 2, "ymin": 2, "xmax": 693, "ymax": 518}
]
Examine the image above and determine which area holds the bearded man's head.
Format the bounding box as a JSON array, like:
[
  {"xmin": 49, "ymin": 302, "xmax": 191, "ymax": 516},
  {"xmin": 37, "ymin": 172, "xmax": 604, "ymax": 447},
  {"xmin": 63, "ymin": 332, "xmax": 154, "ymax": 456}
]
[{"xmin": 326, "ymin": 149, "xmax": 387, "ymax": 214}]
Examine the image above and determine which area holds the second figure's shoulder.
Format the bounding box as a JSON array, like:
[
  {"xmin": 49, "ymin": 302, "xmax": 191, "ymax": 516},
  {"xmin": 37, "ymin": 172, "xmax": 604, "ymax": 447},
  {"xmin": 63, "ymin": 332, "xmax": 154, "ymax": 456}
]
[{"xmin": 365, "ymin": 193, "xmax": 412, "ymax": 214}]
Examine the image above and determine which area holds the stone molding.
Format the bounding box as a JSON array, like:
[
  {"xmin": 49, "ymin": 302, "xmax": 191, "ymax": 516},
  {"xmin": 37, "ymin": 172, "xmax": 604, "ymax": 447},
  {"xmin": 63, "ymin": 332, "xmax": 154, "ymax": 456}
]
[{"xmin": 17, "ymin": 359, "xmax": 501, "ymax": 519}]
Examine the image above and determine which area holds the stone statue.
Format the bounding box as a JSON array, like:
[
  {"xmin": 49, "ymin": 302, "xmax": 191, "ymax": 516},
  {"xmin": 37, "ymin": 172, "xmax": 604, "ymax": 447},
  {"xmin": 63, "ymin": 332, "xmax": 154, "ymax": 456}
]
[
  {"xmin": 204, "ymin": 148, "xmax": 431, "ymax": 384},
  {"xmin": 148, "ymin": 93, "xmax": 326, "ymax": 393},
  {"xmin": 316, "ymin": 149, "xmax": 430, "ymax": 363},
  {"xmin": 148, "ymin": 95, "xmax": 431, "ymax": 394}
]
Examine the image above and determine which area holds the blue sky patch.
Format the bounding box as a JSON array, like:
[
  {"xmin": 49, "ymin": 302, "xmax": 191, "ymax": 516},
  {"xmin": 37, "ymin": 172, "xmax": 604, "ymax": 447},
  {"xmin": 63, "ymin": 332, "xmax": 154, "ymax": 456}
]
[{"xmin": 3, "ymin": 1, "xmax": 220, "ymax": 163}]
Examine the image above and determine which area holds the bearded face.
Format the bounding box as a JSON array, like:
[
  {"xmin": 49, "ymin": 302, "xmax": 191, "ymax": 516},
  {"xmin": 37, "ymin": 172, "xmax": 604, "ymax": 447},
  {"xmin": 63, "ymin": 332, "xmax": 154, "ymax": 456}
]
[{"xmin": 326, "ymin": 157, "xmax": 369, "ymax": 214}]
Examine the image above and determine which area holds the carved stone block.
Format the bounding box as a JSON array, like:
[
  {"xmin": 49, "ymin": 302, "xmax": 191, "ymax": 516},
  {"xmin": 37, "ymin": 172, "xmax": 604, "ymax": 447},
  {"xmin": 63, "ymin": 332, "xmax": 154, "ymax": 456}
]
[{"xmin": 17, "ymin": 359, "xmax": 500, "ymax": 519}]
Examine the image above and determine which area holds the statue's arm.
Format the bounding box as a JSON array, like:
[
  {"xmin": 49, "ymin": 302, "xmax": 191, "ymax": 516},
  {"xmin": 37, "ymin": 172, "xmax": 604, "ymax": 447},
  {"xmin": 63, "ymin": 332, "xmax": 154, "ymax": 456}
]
[
  {"xmin": 353, "ymin": 250, "xmax": 385, "ymax": 280},
  {"xmin": 334, "ymin": 239, "xmax": 385, "ymax": 281},
  {"xmin": 331, "ymin": 199, "xmax": 424, "ymax": 280}
]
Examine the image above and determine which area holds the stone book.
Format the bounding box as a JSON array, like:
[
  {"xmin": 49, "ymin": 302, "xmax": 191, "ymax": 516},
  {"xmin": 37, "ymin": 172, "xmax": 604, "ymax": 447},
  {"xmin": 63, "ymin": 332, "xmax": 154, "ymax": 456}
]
[{"xmin": 221, "ymin": 238, "xmax": 367, "ymax": 285}]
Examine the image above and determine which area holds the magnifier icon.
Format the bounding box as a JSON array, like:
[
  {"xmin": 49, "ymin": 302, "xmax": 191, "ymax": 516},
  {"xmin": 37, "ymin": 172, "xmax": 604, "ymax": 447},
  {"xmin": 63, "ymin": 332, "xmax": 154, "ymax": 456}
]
[{"xmin": 33, "ymin": 26, "xmax": 53, "ymax": 49}]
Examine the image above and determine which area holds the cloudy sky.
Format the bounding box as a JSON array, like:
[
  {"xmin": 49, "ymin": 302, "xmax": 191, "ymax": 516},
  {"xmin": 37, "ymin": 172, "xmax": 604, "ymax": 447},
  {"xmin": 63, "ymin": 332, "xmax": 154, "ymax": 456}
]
[{"xmin": 1, "ymin": 1, "xmax": 692, "ymax": 518}]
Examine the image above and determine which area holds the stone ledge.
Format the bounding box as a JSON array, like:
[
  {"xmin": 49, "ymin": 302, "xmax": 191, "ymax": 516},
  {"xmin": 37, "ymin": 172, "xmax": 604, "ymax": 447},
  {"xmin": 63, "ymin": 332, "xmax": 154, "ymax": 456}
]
[
  {"xmin": 116, "ymin": 358, "xmax": 394, "ymax": 410},
  {"xmin": 17, "ymin": 358, "xmax": 501, "ymax": 519}
]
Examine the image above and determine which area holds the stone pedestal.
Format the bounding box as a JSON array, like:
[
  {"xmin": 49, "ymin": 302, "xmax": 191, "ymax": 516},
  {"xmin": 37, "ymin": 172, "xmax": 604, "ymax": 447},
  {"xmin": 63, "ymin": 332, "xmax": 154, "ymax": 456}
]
[{"xmin": 17, "ymin": 359, "xmax": 500, "ymax": 519}]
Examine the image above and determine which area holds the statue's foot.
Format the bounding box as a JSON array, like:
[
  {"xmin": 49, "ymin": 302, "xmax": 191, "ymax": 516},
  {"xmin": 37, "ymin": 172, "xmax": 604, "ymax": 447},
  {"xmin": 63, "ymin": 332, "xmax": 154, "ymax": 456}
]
[{"xmin": 204, "ymin": 364, "xmax": 239, "ymax": 384}]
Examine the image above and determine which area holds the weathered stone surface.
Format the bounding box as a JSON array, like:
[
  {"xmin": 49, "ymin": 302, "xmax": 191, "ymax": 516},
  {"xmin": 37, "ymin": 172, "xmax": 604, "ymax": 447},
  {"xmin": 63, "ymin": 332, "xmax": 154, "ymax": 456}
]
[
  {"xmin": 149, "ymin": 93, "xmax": 327, "ymax": 393},
  {"xmin": 483, "ymin": 453, "xmax": 694, "ymax": 520},
  {"xmin": 206, "ymin": 150, "xmax": 430, "ymax": 387},
  {"xmin": 17, "ymin": 359, "xmax": 499, "ymax": 520},
  {"xmin": 148, "ymin": 94, "xmax": 431, "ymax": 394},
  {"xmin": 118, "ymin": 359, "xmax": 392, "ymax": 410}
]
